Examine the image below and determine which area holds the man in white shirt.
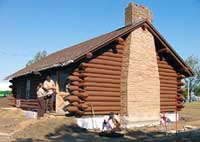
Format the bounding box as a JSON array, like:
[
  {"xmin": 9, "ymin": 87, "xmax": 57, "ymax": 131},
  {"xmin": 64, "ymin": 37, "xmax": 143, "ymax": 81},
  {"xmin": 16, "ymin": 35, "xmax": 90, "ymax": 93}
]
[{"xmin": 43, "ymin": 76, "xmax": 56, "ymax": 112}]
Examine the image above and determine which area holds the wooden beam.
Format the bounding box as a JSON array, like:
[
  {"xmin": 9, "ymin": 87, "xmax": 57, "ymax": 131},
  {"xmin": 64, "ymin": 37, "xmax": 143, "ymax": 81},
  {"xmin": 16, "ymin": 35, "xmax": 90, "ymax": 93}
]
[
  {"xmin": 81, "ymin": 62, "xmax": 122, "ymax": 71},
  {"xmin": 158, "ymin": 48, "xmax": 170, "ymax": 54},
  {"xmin": 84, "ymin": 77, "xmax": 120, "ymax": 84}
]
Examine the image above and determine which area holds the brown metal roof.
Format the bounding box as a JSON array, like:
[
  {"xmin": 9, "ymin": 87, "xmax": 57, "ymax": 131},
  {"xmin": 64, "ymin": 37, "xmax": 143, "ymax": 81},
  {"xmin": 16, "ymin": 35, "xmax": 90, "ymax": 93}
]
[{"xmin": 6, "ymin": 20, "xmax": 194, "ymax": 80}]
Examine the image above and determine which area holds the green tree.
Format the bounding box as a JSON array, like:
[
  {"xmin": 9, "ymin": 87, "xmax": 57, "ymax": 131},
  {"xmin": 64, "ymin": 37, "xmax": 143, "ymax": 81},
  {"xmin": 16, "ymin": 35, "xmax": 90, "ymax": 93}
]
[
  {"xmin": 184, "ymin": 55, "xmax": 200, "ymax": 102},
  {"xmin": 26, "ymin": 50, "xmax": 48, "ymax": 66}
]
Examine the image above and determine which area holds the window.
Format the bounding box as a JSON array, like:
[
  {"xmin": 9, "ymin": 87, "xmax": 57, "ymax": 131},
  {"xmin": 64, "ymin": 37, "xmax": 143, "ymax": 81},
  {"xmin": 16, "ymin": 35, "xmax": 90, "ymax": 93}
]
[
  {"xmin": 25, "ymin": 80, "xmax": 30, "ymax": 99},
  {"xmin": 59, "ymin": 71, "xmax": 68, "ymax": 92}
]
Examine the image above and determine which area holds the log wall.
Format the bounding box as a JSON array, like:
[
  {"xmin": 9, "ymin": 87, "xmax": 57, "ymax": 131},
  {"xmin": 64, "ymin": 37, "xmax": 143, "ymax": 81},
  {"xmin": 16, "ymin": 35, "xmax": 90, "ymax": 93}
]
[
  {"xmin": 65, "ymin": 38, "xmax": 125, "ymax": 115},
  {"xmin": 157, "ymin": 55, "xmax": 185, "ymax": 112}
]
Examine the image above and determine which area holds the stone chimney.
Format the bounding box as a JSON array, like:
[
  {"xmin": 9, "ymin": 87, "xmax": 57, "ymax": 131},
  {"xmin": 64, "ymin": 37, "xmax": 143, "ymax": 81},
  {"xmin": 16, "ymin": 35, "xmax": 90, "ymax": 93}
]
[
  {"xmin": 125, "ymin": 2, "xmax": 152, "ymax": 25},
  {"xmin": 120, "ymin": 2, "xmax": 160, "ymax": 127}
]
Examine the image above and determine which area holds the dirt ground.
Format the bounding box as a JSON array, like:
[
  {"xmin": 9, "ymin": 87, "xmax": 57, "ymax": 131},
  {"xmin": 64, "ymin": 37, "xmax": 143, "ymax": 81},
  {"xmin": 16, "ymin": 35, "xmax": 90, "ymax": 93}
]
[
  {"xmin": 0, "ymin": 97, "xmax": 200, "ymax": 142},
  {"xmin": 0, "ymin": 96, "xmax": 11, "ymax": 108}
]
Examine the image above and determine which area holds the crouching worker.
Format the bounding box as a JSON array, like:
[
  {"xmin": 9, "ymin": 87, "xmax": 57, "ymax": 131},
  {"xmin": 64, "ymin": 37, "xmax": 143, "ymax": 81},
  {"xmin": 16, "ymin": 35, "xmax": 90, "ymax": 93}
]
[
  {"xmin": 43, "ymin": 75, "xmax": 56, "ymax": 112},
  {"xmin": 37, "ymin": 83, "xmax": 46, "ymax": 117},
  {"xmin": 102, "ymin": 112, "xmax": 121, "ymax": 133}
]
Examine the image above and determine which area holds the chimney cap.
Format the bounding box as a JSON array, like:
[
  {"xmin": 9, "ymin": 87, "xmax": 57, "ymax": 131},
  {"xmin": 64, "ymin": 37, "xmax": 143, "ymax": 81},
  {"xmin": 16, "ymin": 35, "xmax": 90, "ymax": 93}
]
[{"xmin": 125, "ymin": 2, "xmax": 152, "ymax": 25}]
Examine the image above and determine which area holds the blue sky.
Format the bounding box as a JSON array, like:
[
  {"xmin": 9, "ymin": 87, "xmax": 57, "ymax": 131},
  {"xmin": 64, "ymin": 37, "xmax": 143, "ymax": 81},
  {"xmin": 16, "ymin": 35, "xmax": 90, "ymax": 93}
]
[{"xmin": 0, "ymin": 0, "xmax": 200, "ymax": 81}]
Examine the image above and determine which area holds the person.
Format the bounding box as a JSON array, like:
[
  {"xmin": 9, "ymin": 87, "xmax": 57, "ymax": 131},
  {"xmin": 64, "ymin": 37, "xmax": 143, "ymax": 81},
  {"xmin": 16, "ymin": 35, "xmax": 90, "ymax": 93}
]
[
  {"xmin": 43, "ymin": 75, "xmax": 56, "ymax": 112},
  {"xmin": 102, "ymin": 112, "xmax": 121, "ymax": 132},
  {"xmin": 37, "ymin": 83, "xmax": 46, "ymax": 117}
]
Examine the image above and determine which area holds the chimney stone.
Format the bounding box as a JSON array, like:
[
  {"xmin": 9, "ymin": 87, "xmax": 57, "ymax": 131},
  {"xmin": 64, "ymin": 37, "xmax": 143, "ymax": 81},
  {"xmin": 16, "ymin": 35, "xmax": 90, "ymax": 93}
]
[{"xmin": 125, "ymin": 2, "xmax": 152, "ymax": 25}]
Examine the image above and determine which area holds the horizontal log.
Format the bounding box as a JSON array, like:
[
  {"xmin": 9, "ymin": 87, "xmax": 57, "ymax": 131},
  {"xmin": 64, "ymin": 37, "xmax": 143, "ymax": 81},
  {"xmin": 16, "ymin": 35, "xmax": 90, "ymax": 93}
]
[
  {"xmin": 160, "ymin": 80, "xmax": 177, "ymax": 84},
  {"xmin": 177, "ymin": 100, "xmax": 184, "ymax": 104},
  {"xmin": 159, "ymin": 76, "xmax": 177, "ymax": 80},
  {"xmin": 158, "ymin": 63, "xmax": 174, "ymax": 70},
  {"xmin": 177, "ymin": 88, "xmax": 184, "ymax": 93},
  {"xmin": 161, "ymin": 106, "xmax": 176, "ymax": 109},
  {"xmin": 177, "ymin": 74, "xmax": 185, "ymax": 79},
  {"xmin": 177, "ymin": 97, "xmax": 185, "ymax": 101},
  {"xmin": 98, "ymin": 53, "xmax": 123, "ymax": 59},
  {"xmin": 63, "ymin": 106, "xmax": 79, "ymax": 113},
  {"xmin": 88, "ymin": 58, "xmax": 122, "ymax": 67},
  {"xmin": 68, "ymin": 76, "xmax": 80, "ymax": 81},
  {"xmin": 84, "ymin": 77, "xmax": 120, "ymax": 84},
  {"xmin": 71, "ymin": 91, "xmax": 88, "ymax": 99},
  {"xmin": 115, "ymin": 37, "xmax": 125, "ymax": 44},
  {"xmin": 158, "ymin": 48, "xmax": 170, "ymax": 54},
  {"xmin": 68, "ymin": 85, "xmax": 80, "ymax": 91},
  {"xmin": 81, "ymin": 62, "xmax": 121, "ymax": 71},
  {"xmin": 102, "ymin": 52, "xmax": 123, "ymax": 58},
  {"xmin": 85, "ymin": 86, "xmax": 120, "ymax": 92},
  {"xmin": 84, "ymin": 111, "xmax": 119, "ymax": 115},
  {"xmin": 87, "ymin": 91, "xmax": 120, "ymax": 97},
  {"xmin": 85, "ymin": 68, "xmax": 121, "ymax": 76},
  {"xmin": 116, "ymin": 44, "xmax": 125, "ymax": 49},
  {"xmin": 177, "ymin": 104, "xmax": 185, "ymax": 108},
  {"xmin": 71, "ymin": 102, "xmax": 80, "ymax": 107},
  {"xmin": 72, "ymin": 102, "xmax": 88, "ymax": 110},
  {"xmin": 80, "ymin": 82, "xmax": 120, "ymax": 88},
  {"xmin": 108, "ymin": 48, "xmax": 123, "ymax": 54},
  {"xmin": 71, "ymin": 72, "xmax": 79, "ymax": 76},
  {"xmin": 160, "ymin": 91, "xmax": 177, "ymax": 95},
  {"xmin": 159, "ymin": 68, "xmax": 177, "ymax": 74},
  {"xmin": 177, "ymin": 93, "xmax": 184, "ymax": 97},
  {"xmin": 159, "ymin": 72, "xmax": 177, "ymax": 77},
  {"xmin": 88, "ymin": 101, "xmax": 120, "ymax": 106},
  {"xmin": 107, "ymin": 50, "xmax": 123, "ymax": 55},
  {"xmin": 80, "ymin": 72, "xmax": 120, "ymax": 80},
  {"xmin": 79, "ymin": 103, "xmax": 89, "ymax": 110},
  {"xmin": 177, "ymin": 82, "xmax": 185, "ymax": 86},
  {"xmin": 63, "ymin": 95, "xmax": 82, "ymax": 103},
  {"xmin": 160, "ymin": 90, "xmax": 177, "ymax": 94},
  {"xmin": 116, "ymin": 37, "xmax": 125, "ymax": 42},
  {"xmin": 160, "ymin": 96, "xmax": 176, "ymax": 99},
  {"xmin": 160, "ymin": 93, "xmax": 177, "ymax": 96},
  {"xmin": 86, "ymin": 96, "xmax": 120, "ymax": 102},
  {"xmin": 85, "ymin": 106, "xmax": 120, "ymax": 112},
  {"xmin": 71, "ymin": 81, "xmax": 79, "ymax": 86},
  {"xmin": 160, "ymin": 98, "xmax": 176, "ymax": 102},
  {"xmin": 160, "ymin": 87, "xmax": 177, "ymax": 91},
  {"xmin": 111, "ymin": 45, "xmax": 124, "ymax": 50},
  {"xmin": 160, "ymin": 108, "xmax": 177, "ymax": 112},
  {"xmin": 161, "ymin": 102, "xmax": 176, "ymax": 106},
  {"xmin": 160, "ymin": 84, "xmax": 178, "ymax": 88},
  {"xmin": 157, "ymin": 60, "xmax": 171, "ymax": 65}
]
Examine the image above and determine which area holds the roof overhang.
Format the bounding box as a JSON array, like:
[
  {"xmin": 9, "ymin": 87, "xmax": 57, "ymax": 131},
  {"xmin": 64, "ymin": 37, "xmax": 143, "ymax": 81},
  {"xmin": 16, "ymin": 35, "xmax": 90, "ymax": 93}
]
[{"xmin": 6, "ymin": 20, "xmax": 194, "ymax": 80}]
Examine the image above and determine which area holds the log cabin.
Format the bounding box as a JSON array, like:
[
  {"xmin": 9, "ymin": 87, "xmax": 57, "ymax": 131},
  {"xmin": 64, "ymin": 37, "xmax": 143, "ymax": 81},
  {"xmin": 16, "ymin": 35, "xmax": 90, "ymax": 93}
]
[{"xmin": 6, "ymin": 3, "xmax": 194, "ymax": 127}]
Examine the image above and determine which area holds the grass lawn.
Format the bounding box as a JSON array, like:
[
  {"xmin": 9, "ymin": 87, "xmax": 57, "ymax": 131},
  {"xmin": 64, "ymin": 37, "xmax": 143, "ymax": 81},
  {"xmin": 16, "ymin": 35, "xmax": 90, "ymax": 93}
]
[{"xmin": 180, "ymin": 101, "xmax": 200, "ymax": 126}]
